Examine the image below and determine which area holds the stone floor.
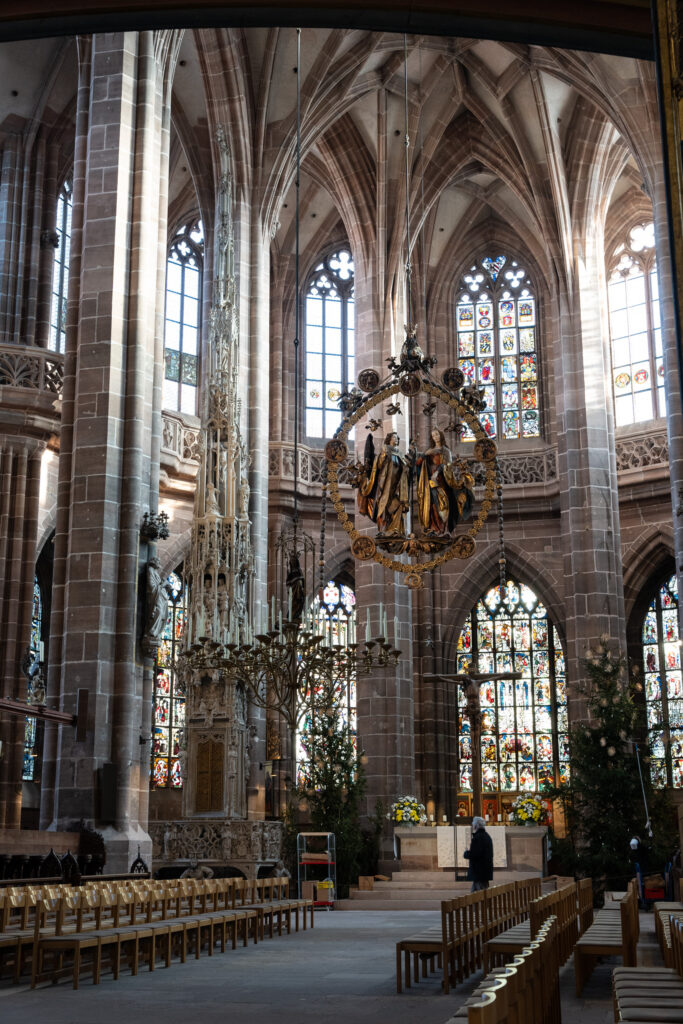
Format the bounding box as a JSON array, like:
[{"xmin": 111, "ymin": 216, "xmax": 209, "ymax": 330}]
[{"xmin": 0, "ymin": 909, "xmax": 659, "ymax": 1024}]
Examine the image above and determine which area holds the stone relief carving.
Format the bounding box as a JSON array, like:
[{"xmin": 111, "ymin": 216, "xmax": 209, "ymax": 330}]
[
  {"xmin": 160, "ymin": 412, "xmax": 201, "ymax": 466},
  {"xmin": 150, "ymin": 819, "xmax": 284, "ymax": 866}
]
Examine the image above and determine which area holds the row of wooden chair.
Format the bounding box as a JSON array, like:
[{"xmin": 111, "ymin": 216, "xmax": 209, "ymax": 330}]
[
  {"xmin": 455, "ymin": 916, "xmax": 562, "ymax": 1024},
  {"xmin": 574, "ymin": 879, "xmax": 639, "ymax": 996},
  {"xmin": 0, "ymin": 875, "xmax": 314, "ymax": 988},
  {"xmin": 484, "ymin": 879, "xmax": 585, "ymax": 970},
  {"xmin": 395, "ymin": 878, "xmax": 542, "ymax": 994},
  {"xmin": 612, "ymin": 913, "xmax": 683, "ymax": 1022}
]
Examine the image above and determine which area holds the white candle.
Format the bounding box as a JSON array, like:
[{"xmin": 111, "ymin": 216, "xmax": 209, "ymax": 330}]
[
  {"xmin": 379, "ymin": 602, "xmax": 384, "ymax": 634},
  {"xmin": 365, "ymin": 611, "xmax": 370, "ymax": 643},
  {"xmin": 271, "ymin": 595, "xmax": 275, "ymax": 628},
  {"xmin": 442, "ymin": 815, "xmax": 447, "ymax": 822},
  {"xmin": 429, "ymin": 814, "xmax": 434, "ymax": 822},
  {"xmin": 394, "ymin": 616, "xmax": 398, "ymax": 647},
  {"xmin": 497, "ymin": 815, "xmax": 502, "ymax": 822},
  {"xmin": 383, "ymin": 611, "xmax": 387, "ymax": 639},
  {"xmin": 485, "ymin": 814, "xmax": 490, "ymax": 822},
  {"xmin": 288, "ymin": 588, "xmax": 293, "ymax": 620}
]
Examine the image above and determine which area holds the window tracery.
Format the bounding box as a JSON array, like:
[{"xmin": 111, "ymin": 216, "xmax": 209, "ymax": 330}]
[
  {"xmin": 152, "ymin": 569, "xmax": 187, "ymax": 788},
  {"xmin": 608, "ymin": 221, "xmax": 664, "ymax": 426},
  {"xmin": 456, "ymin": 255, "xmax": 540, "ymax": 442},
  {"xmin": 304, "ymin": 249, "xmax": 354, "ymax": 439},
  {"xmin": 164, "ymin": 220, "xmax": 203, "ymax": 416},
  {"xmin": 48, "ymin": 180, "xmax": 72, "ymax": 354},
  {"xmin": 455, "ymin": 578, "xmax": 567, "ymax": 809},
  {"xmin": 296, "ymin": 579, "xmax": 357, "ymax": 786},
  {"xmin": 641, "ymin": 572, "xmax": 683, "ymax": 788}
]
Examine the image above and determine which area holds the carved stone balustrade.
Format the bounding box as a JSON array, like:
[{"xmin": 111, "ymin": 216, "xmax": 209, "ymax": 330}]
[{"xmin": 0, "ymin": 344, "xmax": 63, "ymax": 440}]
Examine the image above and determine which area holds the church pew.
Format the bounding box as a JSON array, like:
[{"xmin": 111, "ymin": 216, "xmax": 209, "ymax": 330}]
[
  {"xmin": 573, "ymin": 880, "xmax": 638, "ymax": 996},
  {"xmin": 612, "ymin": 914, "xmax": 683, "ymax": 1023},
  {"xmin": 484, "ymin": 882, "xmax": 577, "ymax": 971}
]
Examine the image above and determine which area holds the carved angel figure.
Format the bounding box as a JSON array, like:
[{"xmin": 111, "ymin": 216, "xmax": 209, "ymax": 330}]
[{"xmin": 356, "ymin": 431, "xmax": 411, "ymax": 537}]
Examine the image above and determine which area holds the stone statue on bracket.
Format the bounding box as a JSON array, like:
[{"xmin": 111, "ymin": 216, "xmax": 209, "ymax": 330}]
[{"xmin": 144, "ymin": 557, "xmax": 173, "ymax": 655}]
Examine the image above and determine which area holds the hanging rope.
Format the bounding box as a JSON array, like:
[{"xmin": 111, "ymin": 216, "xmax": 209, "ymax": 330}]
[
  {"xmin": 403, "ymin": 33, "xmax": 412, "ymax": 327},
  {"xmin": 634, "ymin": 743, "xmax": 653, "ymax": 838},
  {"xmin": 293, "ymin": 27, "xmax": 302, "ymax": 539}
]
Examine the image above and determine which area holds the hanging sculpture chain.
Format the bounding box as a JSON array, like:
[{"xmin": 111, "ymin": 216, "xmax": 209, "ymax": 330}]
[{"xmin": 324, "ymin": 328, "xmax": 498, "ymax": 589}]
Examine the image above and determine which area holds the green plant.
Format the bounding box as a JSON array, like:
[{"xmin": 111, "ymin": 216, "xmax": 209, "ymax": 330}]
[
  {"xmin": 548, "ymin": 637, "xmax": 677, "ymax": 896},
  {"xmin": 296, "ymin": 707, "xmax": 366, "ymax": 898}
]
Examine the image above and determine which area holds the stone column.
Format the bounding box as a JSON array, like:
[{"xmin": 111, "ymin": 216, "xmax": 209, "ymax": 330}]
[
  {"xmin": 555, "ymin": 222, "xmax": 626, "ymax": 719},
  {"xmin": 40, "ymin": 31, "xmax": 176, "ymax": 870}
]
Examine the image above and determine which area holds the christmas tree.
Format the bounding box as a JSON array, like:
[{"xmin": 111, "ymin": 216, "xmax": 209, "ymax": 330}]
[
  {"xmin": 551, "ymin": 636, "xmax": 675, "ymax": 894},
  {"xmin": 296, "ymin": 706, "xmax": 366, "ymax": 898}
]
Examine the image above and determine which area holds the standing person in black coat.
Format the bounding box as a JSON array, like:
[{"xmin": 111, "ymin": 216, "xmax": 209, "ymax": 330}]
[{"xmin": 464, "ymin": 816, "xmax": 494, "ymax": 891}]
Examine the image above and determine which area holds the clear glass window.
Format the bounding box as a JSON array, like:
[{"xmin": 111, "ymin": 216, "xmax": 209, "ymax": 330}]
[
  {"xmin": 163, "ymin": 221, "xmax": 203, "ymax": 415},
  {"xmin": 305, "ymin": 250, "xmax": 355, "ymax": 439},
  {"xmin": 608, "ymin": 222, "xmax": 663, "ymax": 426},
  {"xmin": 48, "ymin": 181, "xmax": 73, "ymax": 353}
]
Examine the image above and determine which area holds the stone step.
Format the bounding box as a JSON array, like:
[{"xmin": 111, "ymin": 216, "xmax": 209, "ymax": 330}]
[
  {"xmin": 334, "ymin": 898, "xmax": 444, "ymax": 912},
  {"xmin": 349, "ymin": 887, "xmax": 467, "ymax": 901}
]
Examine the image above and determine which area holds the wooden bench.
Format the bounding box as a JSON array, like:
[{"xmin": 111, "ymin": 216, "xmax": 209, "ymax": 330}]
[
  {"xmin": 395, "ymin": 878, "xmax": 542, "ymax": 994},
  {"xmin": 612, "ymin": 914, "xmax": 683, "ymax": 1023},
  {"xmin": 458, "ymin": 916, "xmax": 561, "ymax": 1024},
  {"xmin": 573, "ymin": 879, "xmax": 638, "ymax": 996},
  {"xmin": 484, "ymin": 881, "xmax": 578, "ymax": 971},
  {"xmin": 24, "ymin": 875, "xmax": 306, "ymax": 989}
]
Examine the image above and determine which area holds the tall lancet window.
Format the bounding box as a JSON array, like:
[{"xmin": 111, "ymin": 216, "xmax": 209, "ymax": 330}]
[
  {"xmin": 48, "ymin": 180, "xmax": 72, "ymax": 353},
  {"xmin": 296, "ymin": 579, "xmax": 357, "ymax": 786},
  {"xmin": 152, "ymin": 569, "xmax": 187, "ymax": 788},
  {"xmin": 608, "ymin": 222, "xmax": 664, "ymax": 426},
  {"xmin": 455, "ymin": 255, "xmax": 540, "ymax": 441},
  {"xmin": 164, "ymin": 220, "xmax": 203, "ymax": 415},
  {"xmin": 455, "ymin": 579, "xmax": 568, "ymax": 812},
  {"xmin": 641, "ymin": 573, "xmax": 683, "ymax": 788},
  {"xmin": 305, "ymin": 249, "xmax": 355, "ymax": 439}
]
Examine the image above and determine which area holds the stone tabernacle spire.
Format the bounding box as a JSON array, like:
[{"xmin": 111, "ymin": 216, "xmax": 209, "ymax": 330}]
[{"xmin": 185, "ymin": 125, "xmax": 253, "ymax": 650}]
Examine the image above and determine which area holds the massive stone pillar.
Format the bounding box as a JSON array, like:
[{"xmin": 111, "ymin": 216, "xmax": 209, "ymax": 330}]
[
  {"xmin": 555, "ymin": 221, "xmax": 626, "ymax": 717},
  {"xmin": 0, "ymin": 102, "xmax": 63, "ymax": 827},
  {"xmin": 39, "ymin": 31, "xmax": 179, "ymax": 870}
]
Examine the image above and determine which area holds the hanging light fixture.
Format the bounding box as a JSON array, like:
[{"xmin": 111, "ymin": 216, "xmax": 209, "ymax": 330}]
[{"xmin": 208, "ymin": 29, "xmax": 401, "ymax": 763}]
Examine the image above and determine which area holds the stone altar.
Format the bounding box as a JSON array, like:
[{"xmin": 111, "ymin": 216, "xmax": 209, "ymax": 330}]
[{"xmin": 394, "ymin": 824, "xmax": 547, "ymax": 875}]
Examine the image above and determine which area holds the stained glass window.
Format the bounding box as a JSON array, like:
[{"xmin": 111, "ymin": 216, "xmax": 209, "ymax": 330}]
[
  {"xmin": 608, "ymin": 222, "xmax": 664, "ymax": 426},
  {"xmin": 296, "ymin": 579, "xmax": 357, "ymax": 785},
  {"xmin": 48, "ymin": 180, "xmax": 72, "ymax": 353},
  {"xmin": 456, "ymin": 256, "xmax": 540, "ymax": 441},
  {"xmin": 152, "ymin": 569, "xmax": 187, "ymax": 788},
  {"xmin": 641, "ymin": 573, "xmax": 682, "ymax": 788},
  {"xmin": 455, "ymin": 579, "xmax": 567, "ymax": 802},
  {"xmin": 164, "ymin": 220, "xmax": 203, "ymax": 416},
  {"xmin": 305, "ymin": 249, "xmax": 354, "ymax": 439},
  {"xmin": 22, "ymin": 578, "xmax": 44, "ymax": 781}
]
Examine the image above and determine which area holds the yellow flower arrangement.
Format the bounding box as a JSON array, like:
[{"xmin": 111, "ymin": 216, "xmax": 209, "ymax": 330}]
[
  {"xmin": 387, "ymin": 795, "xmax": 427, "ymax": 825},
  {"xmin": 510, "ymin": 793, "xmax": 546, "ymax": 825}
]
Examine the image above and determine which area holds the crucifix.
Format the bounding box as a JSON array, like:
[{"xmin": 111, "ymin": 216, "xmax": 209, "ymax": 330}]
[{"xmin": 424, "ymin": 666, "xmax": 522, "ymax": 819}]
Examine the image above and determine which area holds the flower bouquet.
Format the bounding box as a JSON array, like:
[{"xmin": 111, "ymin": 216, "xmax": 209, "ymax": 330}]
[
  {"xmin": 387, "ymin": 795, "xmax": 427, "ymax": 826},
  {"xmin": 509, "ymin": 793, "xmax": 546, "ymax": 825}
]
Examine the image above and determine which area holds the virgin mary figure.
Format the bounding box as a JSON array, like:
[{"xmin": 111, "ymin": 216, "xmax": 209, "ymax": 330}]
[{"xmin": 416, "ymin": 427, "xmax": 475, "ymax": 535}]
